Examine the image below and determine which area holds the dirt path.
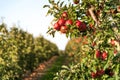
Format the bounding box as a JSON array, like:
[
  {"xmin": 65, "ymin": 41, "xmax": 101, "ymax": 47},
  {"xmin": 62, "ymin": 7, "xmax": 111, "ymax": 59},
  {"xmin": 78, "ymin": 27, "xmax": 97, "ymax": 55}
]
[{"xmin": 23, "ymin": 56, "xmax": 58, "ymax": 80}]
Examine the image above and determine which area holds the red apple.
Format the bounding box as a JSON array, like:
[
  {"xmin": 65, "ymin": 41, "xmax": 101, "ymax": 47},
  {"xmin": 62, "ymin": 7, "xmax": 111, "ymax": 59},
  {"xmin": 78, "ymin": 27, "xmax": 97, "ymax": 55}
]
[
  {"xmin": 76, "ymin": 20, "xmax": 87, "ymax": 31},
  {"xmin": 73, "ymin": 0, "xmax": 79, "ymax": 4},
  {"xmin": 76, "ymin": 20, "xmax": 82, "ymax": 28},
  {"xmin": 62, "ymin": 12, "xmax": 68, "ymax": 18},
  {"xmin": 111, "ymin": 39, "xmax": 115, "ymax": 46},
  {"xmin": 65, "ymin": 19, "xmax": 73, "ymax": 25},
  {"xmin": 53, "ymin": 22, "xmax": 60, "ymax": 30},
  {"xmin": 60, "ymin": 25, "xmax": 68, "ymax": 33},
  {"xmin": 102, "ymin": 51, "xmax": 108, "ymax": 60},
  {"xmin": 114, "ymin": 49, "xmax": 118, "ymax": 55},
  {"xmin": 96, "ymin": 69, "xmax": 104, "ymax": 76},
  {"xmin": 58, "ymin": 18, "xmax": 66, "ymax": 26},
  {"xmin": 80, "ymin": 22, "xmax": 87, "ymax": 31},
  {"xmin": 91, "ymin": 72, "xmax": 97, "ymax": 78},
  {"xmin": 109, "ymin": 72, "xmax": 114, "ymax": 76},
  {"xmin": 95, "ymin": 50, "xmax": 101, "ymax": 58}
]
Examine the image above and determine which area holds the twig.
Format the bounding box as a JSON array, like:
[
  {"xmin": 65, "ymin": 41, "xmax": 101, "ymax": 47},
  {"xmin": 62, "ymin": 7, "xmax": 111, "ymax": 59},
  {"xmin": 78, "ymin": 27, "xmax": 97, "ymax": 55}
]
[{"xmin": 88, "ymin": 5, "xmax": 100, "ymax": 25}]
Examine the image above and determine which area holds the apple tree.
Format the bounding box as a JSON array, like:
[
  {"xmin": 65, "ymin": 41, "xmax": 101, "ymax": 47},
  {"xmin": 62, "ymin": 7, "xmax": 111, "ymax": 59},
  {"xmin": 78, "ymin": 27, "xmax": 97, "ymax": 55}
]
[{"xmin": 44, "ymin": 0, "xmax": 120, "ymax": 79}]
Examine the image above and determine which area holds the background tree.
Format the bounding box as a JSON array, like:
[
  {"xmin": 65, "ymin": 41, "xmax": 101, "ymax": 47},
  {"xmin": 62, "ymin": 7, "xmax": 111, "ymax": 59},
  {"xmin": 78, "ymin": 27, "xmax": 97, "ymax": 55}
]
[{"xmin": 0, "ymin": 22, "xmax": 59, "ymax": 80}]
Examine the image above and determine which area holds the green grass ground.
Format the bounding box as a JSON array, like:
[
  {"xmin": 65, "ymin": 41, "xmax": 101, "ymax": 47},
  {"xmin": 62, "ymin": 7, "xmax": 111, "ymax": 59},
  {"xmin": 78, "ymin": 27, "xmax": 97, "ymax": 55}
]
[{"xmin": 40, "ymin": 56, "xmax": 66, "ymax": 80}]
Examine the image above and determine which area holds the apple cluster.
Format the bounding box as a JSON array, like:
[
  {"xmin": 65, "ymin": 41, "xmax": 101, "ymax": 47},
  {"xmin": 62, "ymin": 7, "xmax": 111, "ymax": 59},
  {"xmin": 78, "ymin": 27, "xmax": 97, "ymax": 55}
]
[
  {"xmin": 91, "ymin": 69, "xmax": 104, "ymax": 78},
  {"xmin": 91, "ymin": 68, "xmax": 114, "ymax": 78},
  {"xmin": 95, "ymin": 50, "xmax": 108, "ymax": 60},
  {"xmin": 94, "ymin": 39, "xmax": 118, "ymax": 60},
  {"xmin": 53, "ymin": 11, "xmax": 87, "ymax": 33},
  {"xmin": 110, "ymin": 39, "xmax": 118, "ymax": 56},
  {"xmin": 53, "ymin": 11, "xmax": 70, "ymax": 33}
]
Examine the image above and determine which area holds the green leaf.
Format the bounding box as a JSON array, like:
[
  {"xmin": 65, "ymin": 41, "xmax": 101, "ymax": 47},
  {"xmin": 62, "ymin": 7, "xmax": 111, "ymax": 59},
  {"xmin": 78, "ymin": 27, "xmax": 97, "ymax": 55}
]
[
  {"xmin": 43, "ymin": 5, "xmax": 50, "ymax": 8},
  {"xmin": 49, "ymin": 0, "xmax": 54, "ymax": 4},
  {"xmin": 57, "ymin": 0, "xmax": 60, "ymax": 5},
  {"xmin": 46, "ymin": 9, "xmax": 53, "ymax": 16},
  {"xmin": 116, "ymin": 13, "xmax": 120, "ymax": 18},
  {"xmin": 60, "ymin": 1, "xmax": 64, "ymax": 7},
  {"xmin": 62, "ymin": 65, "xmax": 69, "ymax": 70},
  {"xmin": 112, "ymin": 52, "xmax": 120, "ymax": 64}
]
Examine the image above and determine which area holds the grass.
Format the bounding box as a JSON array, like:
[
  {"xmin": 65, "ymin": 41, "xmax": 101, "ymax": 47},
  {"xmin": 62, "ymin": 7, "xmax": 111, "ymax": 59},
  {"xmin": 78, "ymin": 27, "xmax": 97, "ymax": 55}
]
[{"xmin": 40, "ymin": 55, "xmax": 66, "ymax": 80}]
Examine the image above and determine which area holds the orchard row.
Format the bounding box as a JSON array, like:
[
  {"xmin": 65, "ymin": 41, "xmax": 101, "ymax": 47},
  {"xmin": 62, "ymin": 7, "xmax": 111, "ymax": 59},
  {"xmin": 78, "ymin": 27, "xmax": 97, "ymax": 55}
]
[{"xmin": 0, "ymin": 23, "xmax": 58, "ymax": 80}]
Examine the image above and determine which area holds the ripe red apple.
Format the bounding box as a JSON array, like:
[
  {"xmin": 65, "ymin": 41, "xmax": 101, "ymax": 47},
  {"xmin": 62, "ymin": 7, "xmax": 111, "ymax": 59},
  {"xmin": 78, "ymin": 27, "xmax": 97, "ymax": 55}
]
[
  {"xmin": 76, "ymin": 20, "xmax": 82, "ymax": 28},
  {"xmin": 114, "ymin": 49, "xmax": 118, "ymax": 55},
  {"xmin": 53, "ymin": 22, "xmax": 60, "ymax": 30},
  {"xmin": 73, "ymin": 0, "xmax": 79, "ymax": 4},
  {"xmin": 91, "ymin": 72, "xmax": 97, "ymax": 78},
  {"xmin": 96, "ymin": 69, "xmax": 104, "ymax": 76},
  {"xmin": 102, "ymin": 51, "xmax": 108, "ymax": 60},
  {"xmin": 100, "ymin": 69, "xmax": 105, "ymax": 75},
  {"xmin": 58, "ymin": 18, "xmax": 66, "ymax": 26},
  {"xmin": 65, "ymin": 19, "xmax": 73, "ymax": 25},
  {"xmin": 80, "ymin": 22, "xmax": 87, "ymax": 31},
  {"xmin": 76, "ymin": 20, "xmax": 87, "ymax": 31},
  {"xmin": 109, "ymin": 72, "xmax": 114, "ymax": 76},
  {"xmin": 111, "ymin": 39, "xmax": 115, "ymax": 46},
  {"xmin": 62, "ymin": 12, "xmax": 68, "ymax": 18},
  {"xmin": 95, "ymin": 50, "xmax": 101, "ymax": 58},
  {"xmin": 60, "ymin": 25, "xmax": 68, "ymax": 33}
]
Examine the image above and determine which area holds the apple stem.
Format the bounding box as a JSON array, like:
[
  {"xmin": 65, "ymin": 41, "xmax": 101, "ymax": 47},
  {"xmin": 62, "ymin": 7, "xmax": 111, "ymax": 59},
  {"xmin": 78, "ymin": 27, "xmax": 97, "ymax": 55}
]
[{"xmin": 88, "ymin": 5, "xmax": 100, "ymax": 25}]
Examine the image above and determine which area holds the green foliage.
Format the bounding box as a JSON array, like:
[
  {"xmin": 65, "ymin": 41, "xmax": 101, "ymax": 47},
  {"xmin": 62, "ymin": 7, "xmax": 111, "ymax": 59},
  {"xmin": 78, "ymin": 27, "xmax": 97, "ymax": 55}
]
[
  {"xmin": 0, "ymin": 23, "xmax": 59, "ymax": 80},
  {"xmin": 40, "ymin": 56, "xmax": 66, "ymax": 80}
]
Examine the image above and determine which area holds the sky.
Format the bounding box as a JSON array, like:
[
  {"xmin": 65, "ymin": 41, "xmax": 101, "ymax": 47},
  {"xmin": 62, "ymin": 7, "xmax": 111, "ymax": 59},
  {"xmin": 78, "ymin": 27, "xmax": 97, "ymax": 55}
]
[{"xmin": 0, "ymin": 0, "xmax": 70, "ymax": 50}]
